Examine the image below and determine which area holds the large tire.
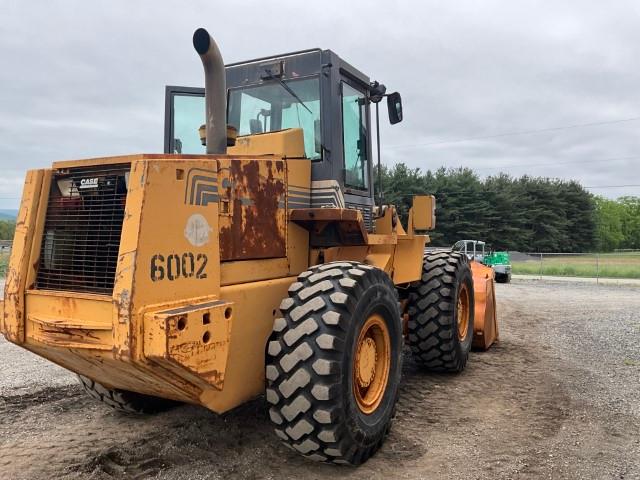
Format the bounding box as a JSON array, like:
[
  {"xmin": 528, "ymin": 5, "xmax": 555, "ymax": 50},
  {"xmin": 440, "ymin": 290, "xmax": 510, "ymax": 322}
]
[
  {"xmin": 495, "ymin": 272, "xmax": 511, "ymax": 283},
  {"xmin": 78, "ymin": 375, "xmax": 179, "ymax": 415},
  {"xmin": 266, "ymin": 261, "xmax": 403, "ymax": 465},
  {"xmin": 407, "ymin": 251, "xmax": 474, "ymax": 372}
]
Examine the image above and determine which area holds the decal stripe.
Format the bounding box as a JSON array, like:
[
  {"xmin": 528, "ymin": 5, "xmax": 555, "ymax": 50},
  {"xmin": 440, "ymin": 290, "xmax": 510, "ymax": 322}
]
[
  {"xmin": 287, "ymin": 189, "xmax": 311, "ymax": 198},
  {"xmin": 185, "ymin": 167, "xmax": 218, "ymax": 206}
]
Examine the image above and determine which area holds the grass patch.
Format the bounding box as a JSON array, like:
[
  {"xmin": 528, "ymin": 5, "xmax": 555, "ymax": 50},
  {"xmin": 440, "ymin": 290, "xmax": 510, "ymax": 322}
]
[{"xmin": 512, "ymin": 253, "xmax": 640, "ymax": 279}]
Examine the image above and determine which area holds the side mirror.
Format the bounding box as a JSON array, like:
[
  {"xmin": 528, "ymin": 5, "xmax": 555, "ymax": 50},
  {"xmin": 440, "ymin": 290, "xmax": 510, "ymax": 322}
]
[{"xmin": 387, "ymin": 92, "xmax": 403, "ymax": 124}]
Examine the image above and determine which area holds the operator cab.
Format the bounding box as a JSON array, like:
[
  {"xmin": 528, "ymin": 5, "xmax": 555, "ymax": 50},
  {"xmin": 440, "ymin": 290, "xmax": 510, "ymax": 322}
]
[
  {"xmin": 453, "ymin": 240, "xmax": 486, "ymax": 263},
  {"xmin": 164, "ymin": 48, "xmax": 402, "ymax": 228}
]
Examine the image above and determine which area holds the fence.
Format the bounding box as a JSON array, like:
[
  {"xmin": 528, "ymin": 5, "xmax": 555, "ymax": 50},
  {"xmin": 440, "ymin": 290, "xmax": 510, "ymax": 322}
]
[{"xmin": 511, "ymin": 251, "xmax": 640, "ymax": 281}]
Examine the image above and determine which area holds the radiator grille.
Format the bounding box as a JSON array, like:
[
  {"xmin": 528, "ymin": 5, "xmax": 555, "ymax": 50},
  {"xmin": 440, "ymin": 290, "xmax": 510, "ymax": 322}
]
[
  {"xmin": 35, "ymin": 164, "xmax": 130, "ymax": 295},
  {"xmin": 346, "ymin": 202, "xmax": 373, "ymax": 231}
]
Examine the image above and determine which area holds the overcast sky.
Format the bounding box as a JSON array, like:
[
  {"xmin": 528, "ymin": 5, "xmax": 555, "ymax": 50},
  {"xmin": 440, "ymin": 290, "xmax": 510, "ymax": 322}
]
[{"xmin": 1, "ymin": 0, "xmax": 639, "ymax": 209}]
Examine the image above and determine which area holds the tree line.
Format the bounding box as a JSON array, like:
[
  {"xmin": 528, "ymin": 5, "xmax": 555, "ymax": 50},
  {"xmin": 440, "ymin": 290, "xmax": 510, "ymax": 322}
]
[
  {"xmin": 594, "ymin": 196, "xmax": 640, "ymax": 251},
  {"xmin": 377, "ymin": 164, "xmax": 638, "ymax": 253},
  {"xmin": 0, "ymin": 221, "xmax": 15, "ymax": 241},
  {"xmin": 0, "ymin": 173, "xmax": 637, "ymax": 253}
]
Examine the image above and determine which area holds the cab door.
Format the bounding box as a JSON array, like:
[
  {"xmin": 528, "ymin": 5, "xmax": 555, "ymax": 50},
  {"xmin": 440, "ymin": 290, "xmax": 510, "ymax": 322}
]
[
  {"xmin": 340, "ymin": 81, "xmax": 370, "ymax": 194},
  {"xmin": 164, "ymin": 86, "xmax": 205, "ymax": 154},
  {"xmin": 339, "ymin": 77, "xmax": 375, "ymax": 229}
]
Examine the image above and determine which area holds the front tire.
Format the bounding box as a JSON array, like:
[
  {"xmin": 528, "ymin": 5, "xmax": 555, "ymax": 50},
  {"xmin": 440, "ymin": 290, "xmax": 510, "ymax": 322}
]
[
  {"xmin": 406, "ymin": 251, "xmax": 474, "ymax": 372},
  {"xmin": 266, "ymin": 262, "xmax": 403, "ymax": 465}
]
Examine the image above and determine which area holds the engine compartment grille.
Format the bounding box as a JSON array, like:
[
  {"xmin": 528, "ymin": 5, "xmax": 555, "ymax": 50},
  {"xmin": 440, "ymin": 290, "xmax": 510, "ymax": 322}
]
[
  {"xmin": 345, "ymin": 202, "xmax": 373, "ymax": 231},
  {"xmin": 35, "ymin": 164, "xmax": 130, "ymax": 295}
]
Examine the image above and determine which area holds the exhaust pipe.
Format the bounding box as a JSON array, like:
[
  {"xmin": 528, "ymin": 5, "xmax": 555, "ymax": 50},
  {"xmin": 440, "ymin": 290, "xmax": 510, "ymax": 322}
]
[{"xmin": 193, "ymin": 28, "xmax": 227, "ymax": 154}]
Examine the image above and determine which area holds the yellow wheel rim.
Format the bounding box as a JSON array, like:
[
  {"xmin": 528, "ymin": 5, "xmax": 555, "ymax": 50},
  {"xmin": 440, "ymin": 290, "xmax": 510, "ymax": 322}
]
[
  {"xmin": 457, "ymin": 283, "xmax": 471, "ymax": 341},
  {"xmin": 353, "ymin": 313, "xmax": 391, "ymax": 414}
]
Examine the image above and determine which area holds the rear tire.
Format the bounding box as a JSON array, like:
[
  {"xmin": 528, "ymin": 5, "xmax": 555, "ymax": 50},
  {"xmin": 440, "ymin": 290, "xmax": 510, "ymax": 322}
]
[
  {"xmin": 266, "ymin": 261, "xmax": 403, "ymax": 465},
  {"xmin": 78, "ymin": 375, "xmax": 179, "ymax": 415},
  {"xmin": 495, "ymin": 272, "xmax": 511, "ymax": 283},
  {"xmin": 406, "ymin": 251, "xmax": 474, "ymax": 372}
]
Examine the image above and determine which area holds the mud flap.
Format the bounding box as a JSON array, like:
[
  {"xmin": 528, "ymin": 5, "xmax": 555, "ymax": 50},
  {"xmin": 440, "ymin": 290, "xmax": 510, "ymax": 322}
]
[{"xmin": 470, "ymin": 261, "xmax": 499, "ymax": 350}]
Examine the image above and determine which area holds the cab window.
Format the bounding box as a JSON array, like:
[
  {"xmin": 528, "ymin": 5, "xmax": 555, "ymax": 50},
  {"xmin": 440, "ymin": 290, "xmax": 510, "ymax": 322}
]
[
  {"xmin": 168, "ymin": 77, "xmax": 321, "ymax": 158},
  {"xmin": 341, "ymin": 82, "xmax": 368, "ymax": 190},
  {"xmin": 228, "ymin": 76, "xmax": 321, "ymax": 159},
  {"xmin": 172, "ymin": 94, "xmax": 206, "ymax": 154}
]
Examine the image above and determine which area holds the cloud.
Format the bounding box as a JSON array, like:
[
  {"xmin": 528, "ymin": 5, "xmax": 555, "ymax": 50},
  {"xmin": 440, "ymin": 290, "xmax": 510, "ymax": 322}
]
[{"xmin": 0, "ymin": 0, "xmax": 638, "ymax": 209}]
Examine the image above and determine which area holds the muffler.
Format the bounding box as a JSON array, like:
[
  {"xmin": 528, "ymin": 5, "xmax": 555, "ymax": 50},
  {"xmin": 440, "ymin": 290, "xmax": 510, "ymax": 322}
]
[{"xmin": 193, "ymin": 27, "xmax": 227, "ymax": 154}]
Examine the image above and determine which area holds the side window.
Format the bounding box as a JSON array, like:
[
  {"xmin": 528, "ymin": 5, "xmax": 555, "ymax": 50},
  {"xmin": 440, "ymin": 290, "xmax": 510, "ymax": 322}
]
[
  {"xmin": 172, "ymin": 94, "xmax": 206, "ymax": 154},
  {"xmin": 341, "ymin": 82, "xmax": 368, "ymax": 190}
]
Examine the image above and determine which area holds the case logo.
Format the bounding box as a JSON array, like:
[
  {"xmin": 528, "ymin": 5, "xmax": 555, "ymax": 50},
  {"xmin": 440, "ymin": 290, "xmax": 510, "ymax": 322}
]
[{"xmin": 79, "ymin": 177, "xmax": 99, "ymax": 189}]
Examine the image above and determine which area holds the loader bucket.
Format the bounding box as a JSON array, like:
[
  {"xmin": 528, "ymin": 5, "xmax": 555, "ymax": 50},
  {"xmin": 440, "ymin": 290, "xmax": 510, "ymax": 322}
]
[{"xmin": 470, "ymin": 261, "xmax": 498, "ymax": 350}]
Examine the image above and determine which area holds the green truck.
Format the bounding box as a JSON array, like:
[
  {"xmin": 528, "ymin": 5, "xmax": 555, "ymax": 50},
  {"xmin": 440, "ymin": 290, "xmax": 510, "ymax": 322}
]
[{"xmin": 452, "ymin": 240, "xmax": 512, "ymax": 283}]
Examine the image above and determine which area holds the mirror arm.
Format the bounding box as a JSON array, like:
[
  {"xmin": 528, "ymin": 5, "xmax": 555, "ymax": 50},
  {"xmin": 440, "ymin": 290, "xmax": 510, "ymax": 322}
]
[{"xmin": 375, "ymin": 102, "xmax": 383, "ymax": 208}]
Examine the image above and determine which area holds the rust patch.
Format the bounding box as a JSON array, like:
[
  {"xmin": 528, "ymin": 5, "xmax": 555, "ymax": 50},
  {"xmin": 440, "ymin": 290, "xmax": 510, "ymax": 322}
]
[
  {"xmin": 219, "ymin": 158, "xmax": 286, "ymax": 261},
  {"xmin": 114, "ymin": 289, "xmax": 131, "ymax": 325}
]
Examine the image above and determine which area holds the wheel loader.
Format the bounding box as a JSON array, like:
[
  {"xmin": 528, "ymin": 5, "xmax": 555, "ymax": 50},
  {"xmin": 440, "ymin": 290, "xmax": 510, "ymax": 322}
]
[
  {"xmin": 0, "ymin": 28, "xmax": 498, "ymax": 465},
  {"xmin": 453, "ymin": 239, "xmax": 512, "ymax": 283}
]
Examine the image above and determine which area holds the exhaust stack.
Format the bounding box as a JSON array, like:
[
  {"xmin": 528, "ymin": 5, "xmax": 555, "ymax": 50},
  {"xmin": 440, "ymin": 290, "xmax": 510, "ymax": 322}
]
[{"xmin": 193, "ymin": 28, "xmax": 227, "ymax": 154}]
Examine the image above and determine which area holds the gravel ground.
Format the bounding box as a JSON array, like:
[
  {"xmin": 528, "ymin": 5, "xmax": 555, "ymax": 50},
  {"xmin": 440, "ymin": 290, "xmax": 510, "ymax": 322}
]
[{"xmin": 1, "ymin": 279, "xmax": 639, "ymax": 479}]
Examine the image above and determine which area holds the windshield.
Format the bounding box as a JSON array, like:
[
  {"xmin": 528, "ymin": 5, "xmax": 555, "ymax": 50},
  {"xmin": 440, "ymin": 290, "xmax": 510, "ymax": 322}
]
[{"xmin": 227, "ymin": 76, "xmax": 321, "ymax": 160}]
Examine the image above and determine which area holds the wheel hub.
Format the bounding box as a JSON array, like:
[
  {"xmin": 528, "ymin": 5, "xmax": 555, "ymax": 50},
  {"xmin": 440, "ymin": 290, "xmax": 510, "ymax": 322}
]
[
  {"xmin": 457, "ymin": 283, "xmax": 470, "ymax": 341},
  {"xmin": 352, "ymin": 313, "xmax": 391, "ymax": 414},
  {"xmin": 356, "ymin": 337, "xmax": 377, "ymax": 388}
]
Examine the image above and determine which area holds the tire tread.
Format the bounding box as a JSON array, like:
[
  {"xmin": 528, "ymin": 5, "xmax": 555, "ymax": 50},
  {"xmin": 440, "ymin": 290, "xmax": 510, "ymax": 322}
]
[
  {"xmin": 266, "ymin": 261, "xmax": 401, "ymax": 465},
  {"xmin": 407, "ymin": 251, "xmax": 474, "ymax": 372},
  {"xmin": 77, "ymin": 375, "xmax": 178, "ymax": 415}
]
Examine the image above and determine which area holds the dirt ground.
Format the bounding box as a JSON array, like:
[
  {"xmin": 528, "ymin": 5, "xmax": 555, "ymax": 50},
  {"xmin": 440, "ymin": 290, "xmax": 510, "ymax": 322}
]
[{"xmin": 1, "ymin": 280, "xmax": 639, "ymax": 480}]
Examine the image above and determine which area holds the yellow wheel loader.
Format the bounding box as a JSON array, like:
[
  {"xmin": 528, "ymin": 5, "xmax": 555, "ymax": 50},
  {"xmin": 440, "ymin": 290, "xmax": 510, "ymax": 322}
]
[{"xmin": 0, "ymin": 28, "xmax": 498, "ymax": 465}]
